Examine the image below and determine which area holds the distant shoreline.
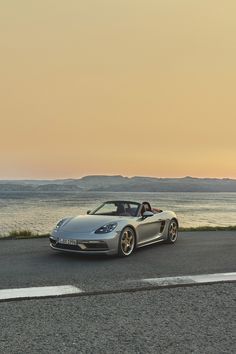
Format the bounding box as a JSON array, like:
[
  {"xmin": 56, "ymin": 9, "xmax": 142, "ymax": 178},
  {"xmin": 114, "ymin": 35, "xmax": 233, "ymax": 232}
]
[
  {"xmin": 1, "ymin": 175, "xmax": 236, "ymax": 192},
  {"xmin": 0, "ymin": 225, "xmax": 235, "ymax": 240}
]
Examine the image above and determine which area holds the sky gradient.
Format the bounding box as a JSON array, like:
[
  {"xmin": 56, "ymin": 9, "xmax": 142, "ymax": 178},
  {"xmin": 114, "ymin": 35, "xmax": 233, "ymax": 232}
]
[{"xmin": 1, "ymin": 0, "xmax": 236, "ymax": 179}]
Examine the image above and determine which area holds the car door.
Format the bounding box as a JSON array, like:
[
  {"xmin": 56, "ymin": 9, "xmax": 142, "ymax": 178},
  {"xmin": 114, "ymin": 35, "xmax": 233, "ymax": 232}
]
[{"xmin": 136, "ymin": 214, "xmax": 162, "ymax": 245}]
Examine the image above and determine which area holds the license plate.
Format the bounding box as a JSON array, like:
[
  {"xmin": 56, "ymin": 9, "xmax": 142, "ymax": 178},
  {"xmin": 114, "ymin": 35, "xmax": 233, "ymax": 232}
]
[{"xmin": 59, "ymin": 239, "xmax": 77, "ymax": 245}]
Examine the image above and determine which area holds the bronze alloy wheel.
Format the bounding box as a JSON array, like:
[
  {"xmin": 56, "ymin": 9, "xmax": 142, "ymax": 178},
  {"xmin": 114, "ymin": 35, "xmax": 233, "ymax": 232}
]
[
  {"xmin": 118, "ymin": 227, "xmax": 135, "ymax": 257},
  {"xmin": 166, "ymin": 219, "xmax": 178, "ymax": 244}
]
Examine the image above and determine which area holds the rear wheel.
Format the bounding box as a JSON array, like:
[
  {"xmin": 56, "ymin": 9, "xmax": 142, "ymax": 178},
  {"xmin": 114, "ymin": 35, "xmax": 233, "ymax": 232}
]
[
  {"xmin": 165, "ymin": 219, "xmax": 178, "ymax": 244},
  {"xmin": 118, "ymin": 227, "xmax": 135, "ymax": 257}
]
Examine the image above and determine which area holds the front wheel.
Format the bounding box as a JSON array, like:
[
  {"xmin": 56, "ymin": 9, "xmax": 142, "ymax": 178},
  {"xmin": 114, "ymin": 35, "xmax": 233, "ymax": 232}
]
[
  {"xmin": 118, "ymin": 227, "xmax": 135, "ymax": 257},
  {"xmin": 165, "ymin": 219, "xmax": 178, "ymax": 244}
]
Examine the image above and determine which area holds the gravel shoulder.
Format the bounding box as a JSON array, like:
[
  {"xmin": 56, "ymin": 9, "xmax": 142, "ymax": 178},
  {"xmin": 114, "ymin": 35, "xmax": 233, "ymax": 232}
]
[{"xmin": 0, "ymin": 283, "xmax": 235, "ymax": 354}]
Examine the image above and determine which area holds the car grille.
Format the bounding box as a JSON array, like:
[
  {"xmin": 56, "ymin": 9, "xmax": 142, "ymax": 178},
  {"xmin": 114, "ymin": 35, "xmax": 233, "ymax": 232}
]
[
  {"xmin": 50, "ymin": 238, "xmax": 108, "ymax": 251},
  {"xmin": 54, "ymin": 243, "xmax": 82, "ymax": 251}
]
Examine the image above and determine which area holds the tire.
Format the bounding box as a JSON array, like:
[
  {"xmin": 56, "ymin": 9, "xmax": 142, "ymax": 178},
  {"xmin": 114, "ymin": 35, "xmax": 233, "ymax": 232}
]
[
  {"xmin": 165, "ymin": 219, "xmax": 178, "ymax": 244},
  {"xmin": 118, "ymin": 227, "xmax": 136, "ymax": 257}
]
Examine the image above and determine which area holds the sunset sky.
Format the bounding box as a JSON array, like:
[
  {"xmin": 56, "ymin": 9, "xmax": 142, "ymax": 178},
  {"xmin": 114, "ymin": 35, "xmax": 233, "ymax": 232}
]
[{"xmin": 1, "ymin": 0, "xmax": 236, "ymax": 179}]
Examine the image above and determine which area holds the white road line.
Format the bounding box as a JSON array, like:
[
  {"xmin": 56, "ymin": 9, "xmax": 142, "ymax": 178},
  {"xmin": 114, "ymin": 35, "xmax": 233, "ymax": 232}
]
[
  {"xmin": 1, "ymin": 272, "xmax": 235, "ymax": 301},
  {"xmin": 141, "ymin": 272, "xmax": 236, "ymax": 286},
  {"xmin": 0, "ymin": 285, "xmax": 82, "ymax": 301}
]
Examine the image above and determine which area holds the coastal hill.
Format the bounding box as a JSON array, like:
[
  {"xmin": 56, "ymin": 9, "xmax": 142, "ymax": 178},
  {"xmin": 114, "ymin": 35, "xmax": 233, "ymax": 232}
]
[{"xmin": 0, "ymin": 175, "xmax": 236, "ymax": 192}]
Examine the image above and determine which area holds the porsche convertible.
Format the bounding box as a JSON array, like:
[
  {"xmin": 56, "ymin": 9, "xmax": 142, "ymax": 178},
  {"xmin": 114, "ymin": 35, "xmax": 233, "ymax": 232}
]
[{"xmin": 50, "ymin": 200, "xmax": 178, "ymax": 257}]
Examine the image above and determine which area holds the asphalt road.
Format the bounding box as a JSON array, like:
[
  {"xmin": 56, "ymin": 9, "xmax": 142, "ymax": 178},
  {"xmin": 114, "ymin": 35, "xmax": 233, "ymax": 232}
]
[
  {"xmin": 0, "ymin": 232, "xmax": 235, "ymax": 353},
  {"xmin": 0, "ymin": 231, "xmax": 235, "ymax": 292}
]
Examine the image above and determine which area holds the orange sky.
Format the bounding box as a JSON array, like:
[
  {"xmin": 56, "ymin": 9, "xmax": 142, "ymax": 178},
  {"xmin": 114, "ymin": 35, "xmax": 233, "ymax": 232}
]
[{"xmin": 1, "ymin": 0, "xmax": 236, "ymax": 179}]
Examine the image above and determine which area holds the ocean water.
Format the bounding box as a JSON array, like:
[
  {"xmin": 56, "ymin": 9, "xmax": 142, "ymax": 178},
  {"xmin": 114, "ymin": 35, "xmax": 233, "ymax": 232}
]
[{"xmin": 0, "ymin": 191, "xmax": 236, "ymax": 236}]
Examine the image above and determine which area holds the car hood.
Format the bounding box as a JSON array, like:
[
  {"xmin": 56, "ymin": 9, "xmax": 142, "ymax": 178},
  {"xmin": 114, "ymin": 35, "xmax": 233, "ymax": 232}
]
[{"xmin": 60, "ymin": 215, "xmax": 121, "ymax": 233}]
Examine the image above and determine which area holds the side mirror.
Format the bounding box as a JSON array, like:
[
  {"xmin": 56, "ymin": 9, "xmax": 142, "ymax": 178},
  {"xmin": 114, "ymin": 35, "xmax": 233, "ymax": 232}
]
[
  {"xmin": 87, "ymin": 210, "xmax": 91, "ymax": 215},
  {"xmin": 142, "ymin": 211, "xmax": 154, "ymax": 218}
]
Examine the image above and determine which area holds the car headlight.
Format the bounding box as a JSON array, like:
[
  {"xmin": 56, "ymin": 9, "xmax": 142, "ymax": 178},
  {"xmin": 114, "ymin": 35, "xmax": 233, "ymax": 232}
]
[
  {"xmin": 95, "ymin": 223, "xmax": 118, "ymax": 234},
  {"xmin": 54, "ymin": 218, "xmax": 68, "ymax": 232}
]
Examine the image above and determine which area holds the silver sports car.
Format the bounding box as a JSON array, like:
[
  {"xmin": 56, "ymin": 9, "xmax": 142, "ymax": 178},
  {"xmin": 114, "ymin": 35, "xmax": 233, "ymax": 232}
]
[{"xmin": 50, "ymin": 200, "xmax": 178, "ymax": 257}]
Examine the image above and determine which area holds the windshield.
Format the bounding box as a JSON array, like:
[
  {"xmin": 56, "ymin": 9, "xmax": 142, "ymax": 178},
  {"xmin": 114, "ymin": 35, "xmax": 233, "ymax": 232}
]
[{"xmin": 90, "ymin": 201, "xmax": 140, "ymax": 217}]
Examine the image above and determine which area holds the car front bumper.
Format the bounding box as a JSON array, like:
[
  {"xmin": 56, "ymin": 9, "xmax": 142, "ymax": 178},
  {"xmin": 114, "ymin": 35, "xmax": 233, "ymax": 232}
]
[{"xmin": 49, "ymin": 231, "xmax": 120, "ymax": 255}]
